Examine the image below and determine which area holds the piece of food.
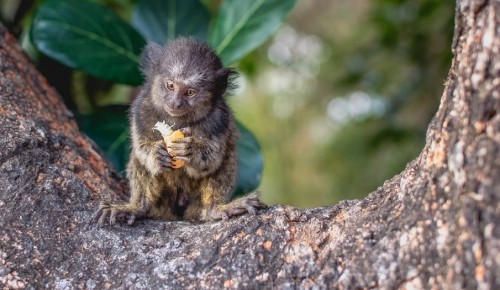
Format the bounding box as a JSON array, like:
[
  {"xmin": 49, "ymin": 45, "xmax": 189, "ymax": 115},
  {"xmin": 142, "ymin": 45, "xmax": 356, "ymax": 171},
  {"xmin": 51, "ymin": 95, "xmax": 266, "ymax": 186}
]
[{"xmin": 153, "ymin": 121, "xmax": 185, "ymax": 168}]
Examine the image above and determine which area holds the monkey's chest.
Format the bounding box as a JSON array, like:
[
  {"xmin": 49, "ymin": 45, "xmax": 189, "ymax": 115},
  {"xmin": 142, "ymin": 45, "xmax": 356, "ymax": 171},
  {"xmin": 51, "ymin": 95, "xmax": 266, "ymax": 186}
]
[
  {"xmin": 159, "ymin": 170, "xmax": 202, "ymax": 196},
  {"xmin": 157, "ymin": 170, "xmax": 203, "ymax": 218}
]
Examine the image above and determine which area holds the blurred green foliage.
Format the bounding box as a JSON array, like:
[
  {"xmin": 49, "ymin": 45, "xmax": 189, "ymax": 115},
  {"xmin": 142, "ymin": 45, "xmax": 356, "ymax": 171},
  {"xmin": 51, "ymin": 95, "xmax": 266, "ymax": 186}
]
[
  {"xmin": 1, "ymin": 0, "xmax": 454, "ymax": 207},
  {"xmin": 231, "ymin": 0, "xmax": 454, "ymax": 206}
]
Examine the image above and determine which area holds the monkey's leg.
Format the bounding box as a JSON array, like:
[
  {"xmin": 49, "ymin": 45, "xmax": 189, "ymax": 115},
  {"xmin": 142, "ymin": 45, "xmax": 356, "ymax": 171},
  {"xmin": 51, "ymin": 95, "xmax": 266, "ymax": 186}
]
[
  {"xmin": 90, "ymin": 159, "xmax": 151, "ymax": 227},
  {"xmin": 90, "ymin": 160, "xmax": 175, "ymax": 227},
  {"xmin": 196, "ymin": 175, "xmax": 267, "ymax": 221}
]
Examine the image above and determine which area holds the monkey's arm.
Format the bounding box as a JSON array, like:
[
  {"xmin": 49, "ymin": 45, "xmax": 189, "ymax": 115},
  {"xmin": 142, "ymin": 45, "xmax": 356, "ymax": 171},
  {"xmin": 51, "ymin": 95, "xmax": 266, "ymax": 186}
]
[
  {"xmin": 168, "ymin": 128, "xmax": 230, "ymax": 178},
  {"xmin": 131, "ymin": 122, "xmax": 177, "ymax": 175}
]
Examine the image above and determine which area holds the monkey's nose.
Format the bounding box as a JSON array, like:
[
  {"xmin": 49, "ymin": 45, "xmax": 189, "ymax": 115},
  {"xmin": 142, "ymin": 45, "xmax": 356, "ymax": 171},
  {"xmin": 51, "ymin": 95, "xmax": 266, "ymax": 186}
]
[{"xmin": 167, "ymin": 98, "xmax": 183, "ymax": 109}]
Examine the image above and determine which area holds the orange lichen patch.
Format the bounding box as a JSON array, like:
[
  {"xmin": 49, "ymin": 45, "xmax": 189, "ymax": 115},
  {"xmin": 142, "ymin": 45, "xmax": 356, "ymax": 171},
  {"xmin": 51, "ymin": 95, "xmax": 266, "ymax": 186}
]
[
  {"xmin": 223, "ymin": 279, "xmax": 234, "ymax": 288},
  {"xmin": 83, "ymin": 178, "xmax": 102, "ymax": 195},
  {"xmin": 474, "ymin": 121, "xmax": 486, "ymax": 134},
  {"xmin": 262, "ymin": 240, "xmax": 272, "ymax": 251},
  {"xmin": 36, "ymin": 172, "xmax": 47, "ymax": 182},
  {"xmin": 475, "ymin": 265, "xmax": 485, "ymax": 281},
  {"xmin": 427, "ymin": 137, "xmax": 447, "ymax": 167}
]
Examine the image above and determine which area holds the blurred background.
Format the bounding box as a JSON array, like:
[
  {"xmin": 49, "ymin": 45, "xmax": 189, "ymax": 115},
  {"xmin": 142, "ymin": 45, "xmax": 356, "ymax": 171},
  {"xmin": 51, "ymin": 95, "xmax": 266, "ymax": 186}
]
[
  {"xmin": 232, "ymin": 0, "xmax": 454, "ymax": 206},
  {"xmin": 1, "ymin": 0, "xmax": 454, "ymax": 207}
]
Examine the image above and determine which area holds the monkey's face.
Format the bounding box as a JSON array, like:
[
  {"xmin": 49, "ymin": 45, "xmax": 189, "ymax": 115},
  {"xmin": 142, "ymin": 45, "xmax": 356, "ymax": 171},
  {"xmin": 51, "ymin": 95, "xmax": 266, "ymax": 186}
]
[
  {"xmin": 151, "ymin": 73, "xmax": 216, "ymax": 119},
  {"xmin": 143, "ymin": 38, "xmax": 235, "ymax": 120},
  {"xmin": 162, "ymin": 78, "xmax": 196, "ymax": 117}
]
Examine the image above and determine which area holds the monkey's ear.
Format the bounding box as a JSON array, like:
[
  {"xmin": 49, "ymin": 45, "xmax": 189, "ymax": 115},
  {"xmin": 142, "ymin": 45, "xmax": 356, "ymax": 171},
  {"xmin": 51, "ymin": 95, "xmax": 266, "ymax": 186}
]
[
  {"xmin": 139, "ymin": 42, "xmax": 163, "ymax": 77},
  {"xmin": 216, "ymin": 68, "xmax": 238, "ymax": 95},
  {"xmin": 216, "ymin": 67, "xmax": 238, "ymax": 81}
]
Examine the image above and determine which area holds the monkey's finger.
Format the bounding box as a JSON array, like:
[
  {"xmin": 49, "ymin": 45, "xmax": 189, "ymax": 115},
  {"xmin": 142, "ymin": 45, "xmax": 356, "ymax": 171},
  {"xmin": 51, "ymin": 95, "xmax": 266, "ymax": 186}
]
[
  {"xmin": 158, "ymin": 155, "xmax": 174, "ymax": 167},
  {"xmin": 179, "ymin": 127, "xmax": 192, "ymax": 136},
  {"xmin": 159, "ymin": 163, "xmax": 174, "ymax": 171},
  {"xmin": 247, "ymin": 198, "xmax": 267, "ymax": 209},
  {"xmin": 243, "ymin": 205, "xmax": 257, "ymax": 215},
  {"xmin": 225, "ymin": 207, "xmax": 246, "ymax": 217},
  {"xmin": 157, "ymin": 145, "xmax": 170, "ymax": 156},
  {"xmin": 159, "ymin": 154, "xmax": 173, "ymax": 162},
  {"xmin": 116, "ymin": 212, "xmax": 127, "ymax": 219},
  {"xmin": 173, "ymin": 156, "xmax": 190, "ymax": 162},
  {"xmin": 168, "ymin": 149, "xmax": 191, "ymax": 157},
  {"xmin": 127, "ymin": 215, "xmax": 136, "ymax": 225},
  {"xmin": 98, "ymin": 209, "xmax": 110, "ymax": 228},
  {"xmin": 170, "ymin": 137, "xmax": 193, "ymax": 144},
  {"xmin": 109, "ymin": 209, "xmax": 117, "ymax": 226},
  {"xmin": 167, "ymin": 143, "xmax": 190, "ymax": 150},
  {"xmin": 89, "ymin": 209, "xmax": 103, "ymax": 226}
]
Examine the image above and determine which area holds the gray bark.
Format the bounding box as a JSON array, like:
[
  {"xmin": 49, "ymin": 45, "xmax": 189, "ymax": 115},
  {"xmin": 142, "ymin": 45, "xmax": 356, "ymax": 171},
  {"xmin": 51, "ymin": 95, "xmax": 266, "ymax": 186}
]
[{"xmin": 0, "ymin": 0, "xmax": 499, "ymax": 289}]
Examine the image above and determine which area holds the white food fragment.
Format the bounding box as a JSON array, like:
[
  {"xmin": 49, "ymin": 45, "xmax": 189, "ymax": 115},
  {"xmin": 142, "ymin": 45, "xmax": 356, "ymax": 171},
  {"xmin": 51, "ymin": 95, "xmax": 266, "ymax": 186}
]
[{"xmin": 153, "ymin": 121, "xmax": 174, "ymax": 139}]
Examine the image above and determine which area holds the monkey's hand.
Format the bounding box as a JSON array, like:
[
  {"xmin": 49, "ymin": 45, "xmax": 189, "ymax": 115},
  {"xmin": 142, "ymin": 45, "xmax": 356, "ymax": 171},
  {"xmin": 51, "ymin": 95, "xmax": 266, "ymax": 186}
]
[
  {"xmin": 156, "ymin": 141, "xmax": 177, "ymax": 172},
  {"xmin": 166, "ymin": 127, "xmax": 193, "ymax": 164},
  {"xmin": 201, "ymin": 192, "xmax": 267, "ymax": 221}
]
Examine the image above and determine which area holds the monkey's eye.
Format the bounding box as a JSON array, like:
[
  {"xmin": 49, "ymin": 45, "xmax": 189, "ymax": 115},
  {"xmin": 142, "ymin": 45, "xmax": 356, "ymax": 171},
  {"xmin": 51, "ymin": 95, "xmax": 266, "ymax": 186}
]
[
  {"xmin": 165, "ymin": 81, "xmax": 175, "ymax": 91},
  {"xmin": 186, "ymin": 88, "xmax": 196, "ymax": 97}
]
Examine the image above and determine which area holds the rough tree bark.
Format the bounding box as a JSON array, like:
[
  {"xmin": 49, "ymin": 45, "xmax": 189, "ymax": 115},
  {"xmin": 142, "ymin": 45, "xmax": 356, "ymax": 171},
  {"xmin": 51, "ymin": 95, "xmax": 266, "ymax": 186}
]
[{"xmin": 0, "ymin": 0, "xmax": 498, "ymax": 289}]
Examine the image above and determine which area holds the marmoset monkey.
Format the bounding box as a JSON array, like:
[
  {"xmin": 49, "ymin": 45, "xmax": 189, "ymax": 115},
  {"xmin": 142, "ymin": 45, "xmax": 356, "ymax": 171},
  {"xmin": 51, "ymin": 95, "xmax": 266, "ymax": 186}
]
[{"xmin": 91, "ymin": 38, "xmax": 265, "ymax": 226}]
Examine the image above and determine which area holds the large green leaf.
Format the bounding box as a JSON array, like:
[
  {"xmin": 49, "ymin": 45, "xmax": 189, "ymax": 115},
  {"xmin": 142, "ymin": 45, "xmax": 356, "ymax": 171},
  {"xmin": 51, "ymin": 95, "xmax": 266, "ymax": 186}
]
[
  {"xmin": 132, "ymin": 0, "xmax": 210, "ymax": 44},
  {"xmin": 234, "ymin": 122, "xmax": 263, "ymax": 197},
  {"xmin": 77, "ymin": 107, "xmax": 262, "ymax": 196},
  {"xmin": 76, "ymin": 106, "xmax": 130, "ymax": 173},
  {"xmin": 209, "ymin": 0, "xmax": 297, "ymax": 65},
  {"xmin": 31, "ymin": 0, "xmax": 146, "ymax": 85}
]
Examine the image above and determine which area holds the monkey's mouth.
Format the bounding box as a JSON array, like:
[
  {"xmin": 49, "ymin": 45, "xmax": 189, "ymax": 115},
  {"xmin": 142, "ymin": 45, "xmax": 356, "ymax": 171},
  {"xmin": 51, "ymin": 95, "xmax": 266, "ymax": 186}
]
[{"xmin": 165, "ymin": 106, "xmax": 187, "ymax": 117}]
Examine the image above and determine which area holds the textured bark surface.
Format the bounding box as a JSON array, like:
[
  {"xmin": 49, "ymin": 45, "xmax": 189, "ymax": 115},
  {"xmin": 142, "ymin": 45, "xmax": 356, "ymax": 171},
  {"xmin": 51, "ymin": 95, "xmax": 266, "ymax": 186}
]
[{"xmin": 0, "ymin": 0, "xmax": 499, "ymax": 289}]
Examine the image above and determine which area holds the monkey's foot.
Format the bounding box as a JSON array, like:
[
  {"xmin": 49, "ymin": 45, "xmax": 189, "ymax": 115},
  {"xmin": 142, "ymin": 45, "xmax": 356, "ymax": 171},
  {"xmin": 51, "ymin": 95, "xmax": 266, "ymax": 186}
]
[
  {"xmin": 203, "ymin": 192, "xmax": 267, "ymax": 221},
  {"xmin": 89, "ymin": 202, "xmax": 146, "ymax": 227}
]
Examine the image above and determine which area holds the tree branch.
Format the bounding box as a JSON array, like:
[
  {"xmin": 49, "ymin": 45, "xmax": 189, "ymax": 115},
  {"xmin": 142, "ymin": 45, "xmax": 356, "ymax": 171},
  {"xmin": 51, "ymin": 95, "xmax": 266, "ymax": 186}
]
[{"xmin": 0, "ymin": 0, "xmax": 498, "ymax": 288}]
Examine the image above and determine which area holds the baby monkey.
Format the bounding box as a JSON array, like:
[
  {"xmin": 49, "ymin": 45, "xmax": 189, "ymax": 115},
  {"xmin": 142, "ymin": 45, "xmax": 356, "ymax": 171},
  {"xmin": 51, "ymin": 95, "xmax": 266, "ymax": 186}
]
[{"xmin": 92, "ymin": 38, "xmax": 265, "ymax": 226}]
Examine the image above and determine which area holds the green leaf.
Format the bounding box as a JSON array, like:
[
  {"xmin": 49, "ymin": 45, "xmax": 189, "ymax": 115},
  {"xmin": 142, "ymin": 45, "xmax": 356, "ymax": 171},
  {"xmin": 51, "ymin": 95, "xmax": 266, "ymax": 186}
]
[
  {"xmin": 76, "ymin": 106, "xmax": 130, "ymax": 173},
  {"xmin": 76, "ymin": 107, "xmax": 262, "ymax": 196},
  {"xmin": 132, "ymin": 0, "xmax": 210, "ymax": 44},
  {"xmin": 234, "ymin": 122, "xmax": 263, "ymax": 197},
  {"xmin": 31, "ymin": 0, "xmax": 146, "ymax": 85},
  {"xmin": 209, "ymin": 0, "xmax": 297, "ymax": 65}
]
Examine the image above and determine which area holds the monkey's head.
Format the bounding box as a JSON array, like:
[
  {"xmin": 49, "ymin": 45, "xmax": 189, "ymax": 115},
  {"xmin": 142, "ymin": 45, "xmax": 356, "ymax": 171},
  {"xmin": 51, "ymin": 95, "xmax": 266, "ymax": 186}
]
[{"xmin": 140, "ymin": 38, "xmax": 237, "ymax": 120}]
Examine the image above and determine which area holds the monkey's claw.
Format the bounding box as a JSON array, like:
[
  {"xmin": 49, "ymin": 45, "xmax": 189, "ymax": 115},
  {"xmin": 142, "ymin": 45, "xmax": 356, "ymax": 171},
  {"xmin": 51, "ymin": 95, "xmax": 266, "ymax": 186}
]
[
  {"xmin": 89, "ymin": 202, "xmax": 137, "ymax": 227},
  {"xmin": 156, "ymin": 142, "xmax": 174, "ymax": 171},
  {"xmin": 206, "ymin": 192, "xmax": 267, "ymax": 221},
  {"xmin": 168, "ymin": 136, "xmax": 193, "ymax": 161}
]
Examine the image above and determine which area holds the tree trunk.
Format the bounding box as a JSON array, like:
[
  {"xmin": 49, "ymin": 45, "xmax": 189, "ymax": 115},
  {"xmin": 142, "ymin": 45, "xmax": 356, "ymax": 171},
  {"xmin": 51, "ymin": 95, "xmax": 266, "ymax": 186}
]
[{"xmin": 0, "ymin": 0, "xmax": 498, "ymax": 288}]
